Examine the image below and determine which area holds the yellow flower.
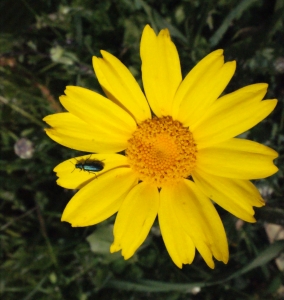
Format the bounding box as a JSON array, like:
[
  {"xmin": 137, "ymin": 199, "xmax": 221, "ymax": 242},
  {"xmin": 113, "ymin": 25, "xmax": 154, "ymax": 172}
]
[{"xmin": 43, "ymin": 25, "xmax": 278, "ymax": 269}]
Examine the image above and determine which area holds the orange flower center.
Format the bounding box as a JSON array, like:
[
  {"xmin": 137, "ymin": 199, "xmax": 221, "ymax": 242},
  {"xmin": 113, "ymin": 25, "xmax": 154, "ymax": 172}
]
[{"xmin": 126, "ymin": 116, "xmax": 197, "ymax": 187}]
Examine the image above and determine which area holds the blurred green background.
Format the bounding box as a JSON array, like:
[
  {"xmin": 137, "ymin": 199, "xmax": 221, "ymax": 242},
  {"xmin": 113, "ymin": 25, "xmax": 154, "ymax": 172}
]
[{"xmin": 1, "ymin": 0, "xmax": 284, "ymax": 299}]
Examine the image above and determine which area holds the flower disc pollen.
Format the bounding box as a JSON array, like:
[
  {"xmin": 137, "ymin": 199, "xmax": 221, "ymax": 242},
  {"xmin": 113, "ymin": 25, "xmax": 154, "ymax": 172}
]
[{"xmin": 127, "ymin": 116, "xmax": 197, "ymax": 187}]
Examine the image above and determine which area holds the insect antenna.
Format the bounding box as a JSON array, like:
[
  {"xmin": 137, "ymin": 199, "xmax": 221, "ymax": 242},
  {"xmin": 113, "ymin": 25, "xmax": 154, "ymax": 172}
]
[
  {"xmin": 69, "ymin": 157, "xmax": 81, "ymax": 173},
  {"xmin": 69, "ymin": 160, "xmax": 76, "ymax": 173}
]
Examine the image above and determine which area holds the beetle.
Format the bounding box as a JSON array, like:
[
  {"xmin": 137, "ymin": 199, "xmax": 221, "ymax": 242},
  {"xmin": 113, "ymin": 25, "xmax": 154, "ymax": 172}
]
[{"xmin": 71, "ymin": 155, "xmax": 105, "ymax": 174}]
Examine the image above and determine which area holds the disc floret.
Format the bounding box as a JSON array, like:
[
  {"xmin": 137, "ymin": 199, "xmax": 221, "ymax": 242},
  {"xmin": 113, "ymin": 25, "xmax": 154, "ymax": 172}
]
[{"xmin": 127, "ymin": 116, "xmax": 197, "ymax": 187}]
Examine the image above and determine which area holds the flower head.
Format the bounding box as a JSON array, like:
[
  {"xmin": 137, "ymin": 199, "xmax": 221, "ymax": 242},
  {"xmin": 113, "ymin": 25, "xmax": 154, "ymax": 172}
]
[{"xmin": 44, "ymin": 25, "xmax": 278, "ymax": 268}]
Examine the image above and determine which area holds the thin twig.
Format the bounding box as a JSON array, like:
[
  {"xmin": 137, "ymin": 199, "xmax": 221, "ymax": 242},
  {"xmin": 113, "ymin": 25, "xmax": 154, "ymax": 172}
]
[
  {"xmin": 0, "ymin": 207, "xmax": 37, "ymax": 231},
  {"xmin": 0, "ymin": 95, "xmax": 44, "ymax": 127},
  {"xmin": 36, "ymin": 204, "xmax": 58, "ymax": 267}
]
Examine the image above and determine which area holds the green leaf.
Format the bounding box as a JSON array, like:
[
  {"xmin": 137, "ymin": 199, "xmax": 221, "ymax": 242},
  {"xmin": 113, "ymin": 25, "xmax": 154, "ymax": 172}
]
[
  {"xmin": 256, "ymin": 207, "xmax": 284, "ymax": 226},
  {"xmin": 106, "ymin": 279, "xmax": 206, "ymax": 293},
  {"xmin": 226, "ymin": 240, "xmax": 284, "ymax": 280},
  {"xmin": 106, "ymin": 241, "xmax": 284, "ymax": 293},
  {"xmin": 137, "ymin": 0, "xmax": 188, "ymax": 44},
  {"xmin": 209, "ymin": 0, "xmax": 258, "ymax": 47},
  {"xmin": 86, "ymin": 226, "xmax": 114, "ymax": 255}
]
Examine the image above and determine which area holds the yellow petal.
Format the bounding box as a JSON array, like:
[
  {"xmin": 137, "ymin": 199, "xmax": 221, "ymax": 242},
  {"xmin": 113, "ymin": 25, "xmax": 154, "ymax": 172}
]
[
  {"xmin": 140, "ymin": 25, "xmax": 182, "ymax": 117},
  {"xmin": 192, "ymin": 83, "xmax": 268, "ymax": 130},
  {"xmin": 173, "ymin": 50, "xmax": 236, "ymax": 127},
  {"xmin": 193, "ymin": 240, "xmax": 215, "ymax": 269},
  {"xmin": 111, "ymin": 182, "xmax": 159, "ymax": 259},
  {"xmin": 44, "ymin": 113, "xmax": 128, "ymax": 153},
  {"xmin": 61, "ymin": 168, "xmax": 138, "ymax": 227},
  {"xmin": 159, "ymin": 188, "xmax": 196, "ymax": 268},
  {"xmin": 196, "ymin": 138, "xmax": 279, "ymax": 179},
  {"xmin": 192, "ymin": 170, "xmax": 265, "ymax": 222},
  {"xmin": 92, "ymin": 51, "xmax": 151, "ymax": 124},
  {"xmin": 193, "ymin": 85, "xmax": 277, "ymax": 148},
  {"xmin": 61, "ymin": 85, "xmax": 136, "ymax": 134},
  {"xmin": 162, "ymin": 181, "xmax": 228, "ymax": 267},
  {"xmin": 54, "ymin": 154, "xmax": 129, "ymax": 189}
]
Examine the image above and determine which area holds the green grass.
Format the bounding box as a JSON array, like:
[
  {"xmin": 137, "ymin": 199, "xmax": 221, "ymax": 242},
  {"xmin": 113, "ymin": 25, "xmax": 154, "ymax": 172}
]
[{"xmin": 1, "ymin": 0, "xmax": 284, "ymax": 299}]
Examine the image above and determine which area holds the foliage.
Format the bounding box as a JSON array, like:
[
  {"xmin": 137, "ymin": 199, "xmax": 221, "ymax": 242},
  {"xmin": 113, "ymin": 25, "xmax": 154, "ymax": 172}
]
[{"xmin": 1, "ymin": 0, "xmax": 284, "ymax": 299}]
